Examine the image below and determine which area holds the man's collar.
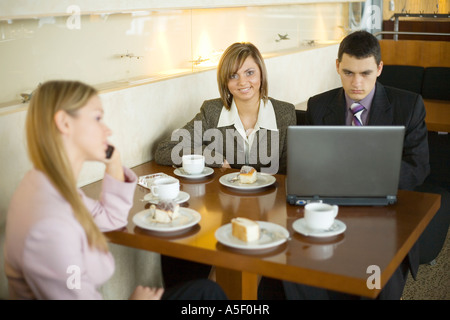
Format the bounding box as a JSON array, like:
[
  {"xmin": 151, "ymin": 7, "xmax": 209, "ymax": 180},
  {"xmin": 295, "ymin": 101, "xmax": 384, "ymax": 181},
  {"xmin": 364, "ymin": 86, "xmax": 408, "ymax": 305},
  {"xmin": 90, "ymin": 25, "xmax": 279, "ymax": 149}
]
[{"xmin": 344, "ymin": 87, "xmax": 376, "ymax": 111}]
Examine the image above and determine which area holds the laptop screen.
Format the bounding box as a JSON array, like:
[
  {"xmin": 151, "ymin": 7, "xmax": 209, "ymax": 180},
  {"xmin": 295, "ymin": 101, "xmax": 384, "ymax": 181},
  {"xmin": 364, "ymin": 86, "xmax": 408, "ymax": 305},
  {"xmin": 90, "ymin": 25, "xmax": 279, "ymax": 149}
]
[{"xmin": 286, "ymin": 126, "xmax": 405, "ymax": 206}]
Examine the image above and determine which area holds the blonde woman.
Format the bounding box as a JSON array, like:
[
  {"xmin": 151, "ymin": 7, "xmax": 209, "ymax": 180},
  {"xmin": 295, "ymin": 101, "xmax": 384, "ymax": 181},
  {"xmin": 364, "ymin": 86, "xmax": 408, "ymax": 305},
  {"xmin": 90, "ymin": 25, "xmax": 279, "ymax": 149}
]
[
  {"xmin": 155, "ymin": 42, "xmax": 296, "ymax": 175},
  {"xmin": 4, "ymin": 80, "xmax": 226, "ymax": 300}
]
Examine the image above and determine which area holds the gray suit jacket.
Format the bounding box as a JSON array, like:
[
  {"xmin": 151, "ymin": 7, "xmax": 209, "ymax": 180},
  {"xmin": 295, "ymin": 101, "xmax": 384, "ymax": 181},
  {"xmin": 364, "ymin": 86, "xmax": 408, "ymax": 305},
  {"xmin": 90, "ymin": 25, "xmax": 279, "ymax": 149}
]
[
  {"xmin": 306, "ymin": 82, "xmax": 430, "ymax": 191},
  {"xmin": 155, "ymin": 97, "xmax": 296, "ymax": 174}
]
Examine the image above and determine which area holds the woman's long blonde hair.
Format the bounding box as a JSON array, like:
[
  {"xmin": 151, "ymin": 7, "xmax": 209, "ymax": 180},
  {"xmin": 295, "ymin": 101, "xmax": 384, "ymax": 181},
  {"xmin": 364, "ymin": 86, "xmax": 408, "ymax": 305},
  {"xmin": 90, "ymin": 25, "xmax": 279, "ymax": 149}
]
[
  {"xmin": 217, "ymin": 42, "xmax": 269, "ymax": 110},
  {"xmin": 26, "ymin": 80, "xmax": 108, "ymax": 252}
]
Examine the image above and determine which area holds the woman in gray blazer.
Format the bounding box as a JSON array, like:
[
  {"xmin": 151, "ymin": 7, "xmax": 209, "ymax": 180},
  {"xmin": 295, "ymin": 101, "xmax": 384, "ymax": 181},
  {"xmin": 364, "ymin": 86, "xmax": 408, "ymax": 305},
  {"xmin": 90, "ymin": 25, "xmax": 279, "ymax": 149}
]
[
  {"xmin": 155, "ymin": 42, "xmax": 296, "ymax": 289},
  {"xmin": 155, "ymin": 42, "xmax": 296, "ymax": 175}
]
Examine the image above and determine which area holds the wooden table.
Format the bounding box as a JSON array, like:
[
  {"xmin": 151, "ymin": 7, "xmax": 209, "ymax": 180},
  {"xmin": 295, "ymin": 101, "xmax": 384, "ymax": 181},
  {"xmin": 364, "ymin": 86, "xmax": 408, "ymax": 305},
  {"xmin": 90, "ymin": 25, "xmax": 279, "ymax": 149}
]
[{"xmin": 81, "ymin": 161, "xmax": 441, "ymax": 299}]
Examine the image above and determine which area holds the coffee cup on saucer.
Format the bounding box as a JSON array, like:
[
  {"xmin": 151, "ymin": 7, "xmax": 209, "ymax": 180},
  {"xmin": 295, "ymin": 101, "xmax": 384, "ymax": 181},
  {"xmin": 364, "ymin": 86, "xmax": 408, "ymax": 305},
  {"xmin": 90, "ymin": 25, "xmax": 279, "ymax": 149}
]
[
  {"xmin": 150, "ymin": 177, "xmax": 180, "ymax": 200},
  {"xmin": 182, "ymin": 154, "xmax": 205, "ymax": 175},
  {"xmin": 304, "ymin": 203, "xmax": 338, "ymax": 230}
]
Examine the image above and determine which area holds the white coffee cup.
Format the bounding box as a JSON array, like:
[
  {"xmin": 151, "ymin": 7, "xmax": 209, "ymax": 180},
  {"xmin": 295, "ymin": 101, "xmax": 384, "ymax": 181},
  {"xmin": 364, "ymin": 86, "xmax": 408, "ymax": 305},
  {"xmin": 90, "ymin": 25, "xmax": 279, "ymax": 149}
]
[
  {"xmin": 150, "ymin": 177, "xmax": 180, "ymax": 200},
  {"xmin": 182, "ymin": 154, "xmax": 205, "ymax": 175},
  {"xmin": 304, "ymin": 203, "xmax": 339, "ymax": 230}
]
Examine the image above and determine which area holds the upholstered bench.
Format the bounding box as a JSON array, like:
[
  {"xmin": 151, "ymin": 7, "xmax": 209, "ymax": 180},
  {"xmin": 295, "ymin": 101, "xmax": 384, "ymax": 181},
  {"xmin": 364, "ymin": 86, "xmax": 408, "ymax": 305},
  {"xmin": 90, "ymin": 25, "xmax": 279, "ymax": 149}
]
[{"xmin": 378, "ymin": 65, "xmax": 450, "ymax": 133}]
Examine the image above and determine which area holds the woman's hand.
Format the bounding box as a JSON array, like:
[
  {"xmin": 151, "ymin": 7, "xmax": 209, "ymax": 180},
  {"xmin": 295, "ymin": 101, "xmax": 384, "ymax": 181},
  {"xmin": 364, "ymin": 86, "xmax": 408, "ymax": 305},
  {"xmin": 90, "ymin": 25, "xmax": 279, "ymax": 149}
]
[
  {"xmin": 103, "ymin": 145, "xmax": 125, "ymax": 182},
  {"xmin": 129, "ymin": 285, "xmax": 164, "ymax": 300},
  {"xmin": 222, "ymin": 159, "xmax": 231, "ymax": 169}
]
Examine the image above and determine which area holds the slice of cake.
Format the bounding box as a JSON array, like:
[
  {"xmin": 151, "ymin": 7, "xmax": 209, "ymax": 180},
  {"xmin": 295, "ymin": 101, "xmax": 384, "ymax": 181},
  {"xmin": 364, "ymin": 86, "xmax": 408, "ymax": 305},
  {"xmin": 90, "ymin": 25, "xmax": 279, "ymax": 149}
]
[
  {"xmin": 231, "ymin": 217, "xmax": 260, "ymax": 242},
  {"xmin": 239, "ymin": 166, "xmax": 257, "ymax": 184},
  {"xmin": 149, "ymin": 200, "xmax": 180, "ymax": 223}
]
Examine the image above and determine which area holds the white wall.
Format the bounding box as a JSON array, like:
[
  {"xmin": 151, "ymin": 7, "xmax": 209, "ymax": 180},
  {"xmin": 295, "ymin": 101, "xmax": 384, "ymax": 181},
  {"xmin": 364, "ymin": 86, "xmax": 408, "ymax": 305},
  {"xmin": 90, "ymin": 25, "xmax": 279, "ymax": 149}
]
[
  {"xmin": 0, "ymin": 43, "xmax": 340, "ymax": 299},
  {"xmin": 0, "ymin": 0, "xmax": 358, "ymax": 17},
  {"xmin": 0, "ymin": 4, "xmax": 347, "ymax": 106}
]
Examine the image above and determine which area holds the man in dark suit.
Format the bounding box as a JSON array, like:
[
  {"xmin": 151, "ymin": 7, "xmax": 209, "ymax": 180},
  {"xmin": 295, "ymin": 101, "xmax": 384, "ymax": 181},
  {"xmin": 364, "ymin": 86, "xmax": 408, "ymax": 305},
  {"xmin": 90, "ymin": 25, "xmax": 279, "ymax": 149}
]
[
  {"xmin": 306, "ymin": 31, "xmax": 429, "ymax": 191},
  {"xmin": 261, "ymin": 30, "xmax": 430, "ymax": 300}
]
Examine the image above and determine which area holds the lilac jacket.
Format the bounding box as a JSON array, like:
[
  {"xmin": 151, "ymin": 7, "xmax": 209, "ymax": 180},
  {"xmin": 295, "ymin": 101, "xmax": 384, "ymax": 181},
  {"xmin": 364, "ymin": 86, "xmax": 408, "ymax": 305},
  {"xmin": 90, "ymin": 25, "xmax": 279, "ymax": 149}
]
[{"xmin": 4, "ymin": 167, "xmax": 137, "ymax": 299}]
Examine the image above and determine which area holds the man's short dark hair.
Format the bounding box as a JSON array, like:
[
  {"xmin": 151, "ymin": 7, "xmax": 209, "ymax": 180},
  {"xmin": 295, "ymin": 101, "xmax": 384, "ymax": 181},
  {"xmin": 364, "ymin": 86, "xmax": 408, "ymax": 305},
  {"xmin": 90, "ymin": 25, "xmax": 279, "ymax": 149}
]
[{"xmin": 338, "ymin": 30, "xmax": 381, "ymax": 65}]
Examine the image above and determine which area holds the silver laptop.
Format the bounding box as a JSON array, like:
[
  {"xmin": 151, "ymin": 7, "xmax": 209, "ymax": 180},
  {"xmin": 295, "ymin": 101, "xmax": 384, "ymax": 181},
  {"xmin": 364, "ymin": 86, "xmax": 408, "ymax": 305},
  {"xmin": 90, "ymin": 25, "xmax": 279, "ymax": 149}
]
[{"xmin": 286, "ymin": 126, "xmax": 405, "ymax": 206}]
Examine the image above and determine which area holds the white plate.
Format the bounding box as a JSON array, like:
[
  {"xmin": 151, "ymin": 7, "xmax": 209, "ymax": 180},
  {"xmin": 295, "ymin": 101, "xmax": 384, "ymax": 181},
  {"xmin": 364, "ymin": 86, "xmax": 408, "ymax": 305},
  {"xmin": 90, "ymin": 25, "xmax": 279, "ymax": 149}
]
[
  {"xmin": 292, "ymin": 218, "xmax": 346, "ymax": 238},
  {"xmin": 133, "ymin": 207, "xmax": 201, "ymax": 232},
  {"xmin": 174, "ymin": 167, "xmax": 214, "ymax": 179},
  {"xmin": 215, "ymin": 221, "xmax": 289, "ymax": 250},
  {"xmin": 143, "ymin": 191, "xmax": 190, "ymax": 204},
  {"xmin": 219, "ymin": 172, "xmax": 276, "ymax": 191}
]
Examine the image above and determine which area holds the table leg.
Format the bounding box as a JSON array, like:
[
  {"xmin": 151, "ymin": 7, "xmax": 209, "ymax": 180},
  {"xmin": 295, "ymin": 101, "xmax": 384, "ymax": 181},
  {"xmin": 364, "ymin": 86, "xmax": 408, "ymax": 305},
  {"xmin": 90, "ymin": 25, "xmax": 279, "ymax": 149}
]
[{"xmin": 215, "ymin": 267, "xmax": 258, "ymax": 300}]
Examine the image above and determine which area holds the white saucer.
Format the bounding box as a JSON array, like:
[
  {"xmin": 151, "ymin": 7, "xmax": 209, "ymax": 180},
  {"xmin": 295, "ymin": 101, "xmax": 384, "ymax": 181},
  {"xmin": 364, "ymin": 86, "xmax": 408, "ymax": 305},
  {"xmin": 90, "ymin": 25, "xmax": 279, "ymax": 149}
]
[
  {"xmin": 292, "ymin": 218, "xmax": 346, "ymax": 238},
  {"xmin": 143, "ymin": 191, "xmax": 190, "ymax": 204},
  {"xmin": 174, "ymin": 167, "xmax": 214, "ymax": 179}
]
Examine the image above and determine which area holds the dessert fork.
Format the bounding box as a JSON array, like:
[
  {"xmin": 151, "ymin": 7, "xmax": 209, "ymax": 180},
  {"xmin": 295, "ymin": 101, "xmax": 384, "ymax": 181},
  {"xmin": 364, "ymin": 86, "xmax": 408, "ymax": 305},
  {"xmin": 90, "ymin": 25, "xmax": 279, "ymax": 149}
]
[
  {"xmin": 229, "ymin": 173, "xmax": 240, "ymax": 182},
  {"xmin": 261, "ymin": 228, "xmax": 291, "ymax": 241}
]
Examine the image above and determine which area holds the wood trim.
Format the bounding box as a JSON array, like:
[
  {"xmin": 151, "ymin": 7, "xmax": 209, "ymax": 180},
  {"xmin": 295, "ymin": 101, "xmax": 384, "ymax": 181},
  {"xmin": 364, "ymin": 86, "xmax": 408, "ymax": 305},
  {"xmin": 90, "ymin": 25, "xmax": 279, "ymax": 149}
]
[
  {"xmin": 379, "ymin": 40, "xmax": 450, "ymax": 67},
  {"xmin": 425, "ymin": 99, "xmax": 450, "ymax": 132},
  {"xmin": 215, "ymin": 268, "xmax": 258, "ymax": 300}
]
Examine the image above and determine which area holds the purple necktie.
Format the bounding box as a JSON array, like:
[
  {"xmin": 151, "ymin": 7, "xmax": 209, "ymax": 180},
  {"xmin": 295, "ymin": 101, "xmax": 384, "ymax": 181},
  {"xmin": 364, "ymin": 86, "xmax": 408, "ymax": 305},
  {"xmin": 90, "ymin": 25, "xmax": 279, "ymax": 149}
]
[{"xmin": 351, "ymin": 103, "xmax": 365, "ymax": 126}]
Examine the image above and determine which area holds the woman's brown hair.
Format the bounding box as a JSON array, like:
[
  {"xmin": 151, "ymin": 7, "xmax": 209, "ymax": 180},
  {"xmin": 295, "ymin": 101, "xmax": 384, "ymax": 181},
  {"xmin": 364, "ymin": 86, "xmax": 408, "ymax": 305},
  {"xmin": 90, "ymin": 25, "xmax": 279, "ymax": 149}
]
[{"xmin": 217, "ymin": 42, "xmax": 268, "ymax": 109}]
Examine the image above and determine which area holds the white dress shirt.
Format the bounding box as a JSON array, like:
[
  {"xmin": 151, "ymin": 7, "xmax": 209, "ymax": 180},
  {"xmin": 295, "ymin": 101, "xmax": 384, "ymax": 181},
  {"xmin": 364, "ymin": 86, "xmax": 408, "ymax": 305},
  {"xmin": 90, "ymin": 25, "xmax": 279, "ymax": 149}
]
[{"xmin": 217, "ymin": 99, "xmax": 278, "ymax": 165}]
